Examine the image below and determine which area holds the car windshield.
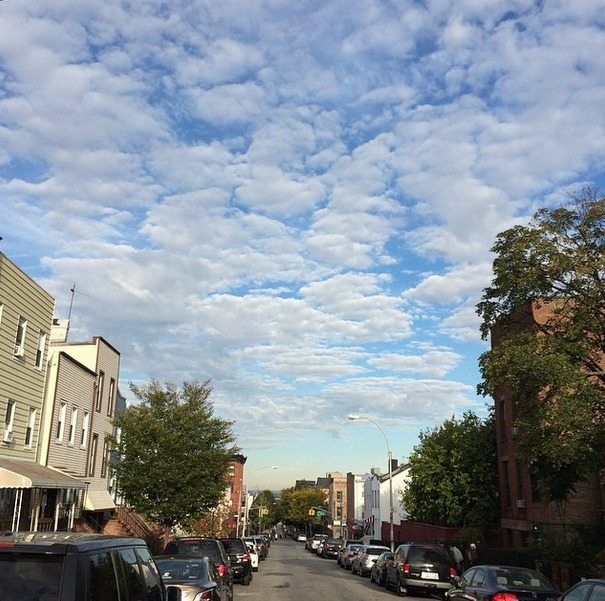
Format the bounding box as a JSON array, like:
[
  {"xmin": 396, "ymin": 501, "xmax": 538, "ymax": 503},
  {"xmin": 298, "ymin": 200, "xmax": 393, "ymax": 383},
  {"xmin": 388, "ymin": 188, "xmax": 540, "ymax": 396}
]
[
  {"xmin": 0, "ymin": 553, "xmax": 64, "ymax": 601},
  {"xmin": 156, "ymin": 558, "xmax": 208, "ymax": 582},
  {"xmin": 175, "ymin": 541, "xmax": 221, "ymax": 562},
  {"xmin": 348, "ymin": 545, "xmax": 363, "ymax": 552}
]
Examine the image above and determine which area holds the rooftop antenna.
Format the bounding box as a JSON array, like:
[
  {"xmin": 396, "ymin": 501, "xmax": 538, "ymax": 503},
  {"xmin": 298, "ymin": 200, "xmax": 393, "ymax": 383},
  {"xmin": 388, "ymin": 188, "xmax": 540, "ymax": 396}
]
[{"xmin": 66, "ymin": 283, "xmax": 76, "ymax": 340}]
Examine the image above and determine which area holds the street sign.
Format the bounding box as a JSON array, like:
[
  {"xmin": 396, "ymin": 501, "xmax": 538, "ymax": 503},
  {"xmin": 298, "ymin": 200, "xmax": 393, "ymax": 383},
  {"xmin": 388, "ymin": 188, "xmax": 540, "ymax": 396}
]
[
  {"xmin": 262, "ymin": 508, "xmax": 269, "ymax": 515},
  {"xmin": 308, "ymin": 509, "xmax": 315, "ymax": 516}
]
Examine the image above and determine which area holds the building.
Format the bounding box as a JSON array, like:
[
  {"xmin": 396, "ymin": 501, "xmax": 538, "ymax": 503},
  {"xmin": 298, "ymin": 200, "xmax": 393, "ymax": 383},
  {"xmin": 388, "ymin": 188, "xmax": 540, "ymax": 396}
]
[
  {"xmin": 225, "ymin": 453, "xmax": 247, "ymax": 536},
  {"xmin": 327, "ymin": 471, "xmax": 347, "ymax": 538},
  {"xmin": 42, "ymin": 332, "xmax": 121, "ymax": 530},
  {"xmin": 492, "ymin": 300, "xmax": 605, "ymax": 547},
  {"xmin": 0, "ymin": 253, "xmax": 85, "ymax": 531},
  {"xmin": 363, "ymin": 468, "xmax": 382, "ymax": 540},
  {"xmin": 346, "ymin": 472, "xmax": 368, "ymax": 539}
]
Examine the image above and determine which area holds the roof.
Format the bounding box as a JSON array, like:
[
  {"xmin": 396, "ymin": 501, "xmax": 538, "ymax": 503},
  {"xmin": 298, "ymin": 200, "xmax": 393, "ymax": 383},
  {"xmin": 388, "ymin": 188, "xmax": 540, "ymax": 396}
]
[{"xmin": 0, "ymin": 458, "xmax": 86, "ymax": 490}]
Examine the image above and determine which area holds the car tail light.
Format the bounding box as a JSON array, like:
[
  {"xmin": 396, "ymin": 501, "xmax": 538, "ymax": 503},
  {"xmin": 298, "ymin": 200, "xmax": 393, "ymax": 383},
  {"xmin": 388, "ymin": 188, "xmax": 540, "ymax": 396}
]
[
  {"xmin": 194, "ymin": 592, "xmax": 213, "ymax": 601},
  {"xmin": 401, "ymin": 562, "xmax": 411, "ymax": 575},
  {"xmin": 218, "ymin": 563, "xmax": 227, "ymax": 576},
  {"xmin": 492, "ymin": 594, "xmax": 519, "ymax": 601},
  {"xmin": 450, "ymin": 567, "xmax": 457, "ymax": 578},
  {"xmin": 242, "ymin": 553, "xmax": 250, "ymax": 563}
]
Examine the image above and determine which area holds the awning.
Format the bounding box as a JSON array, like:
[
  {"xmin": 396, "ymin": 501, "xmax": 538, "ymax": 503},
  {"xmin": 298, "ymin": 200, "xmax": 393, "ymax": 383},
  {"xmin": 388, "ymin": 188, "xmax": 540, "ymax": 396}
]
[
  {"xmin": 0, "ymin": 458, "xmax": 86, "ymax": 490},
  {"xmin": 84, "ymin": 490, "xmax": 116, "ymax": 512}
]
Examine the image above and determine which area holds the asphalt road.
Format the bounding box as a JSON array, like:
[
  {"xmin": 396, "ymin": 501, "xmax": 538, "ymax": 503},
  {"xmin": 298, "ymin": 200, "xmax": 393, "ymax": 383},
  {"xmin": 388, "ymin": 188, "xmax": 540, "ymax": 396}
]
[{"xmin": 234, "ymin": 539, "xmax": 426, "ymax": 601}]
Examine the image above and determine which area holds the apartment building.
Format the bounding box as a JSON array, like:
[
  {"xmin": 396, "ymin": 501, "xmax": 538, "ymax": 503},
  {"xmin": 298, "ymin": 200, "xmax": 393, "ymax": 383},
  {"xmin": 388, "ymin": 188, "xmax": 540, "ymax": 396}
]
[
  {"xmin": 225, "ymin": 453, "xmax": 247, "ymax": 536},
  {"xmin": 492, "ymin": 300, "xmax": 605, "ymax": 547},
  {"xmin": 327, "ymin": 471, "xmax": 347, "ymax": 538},
  {"xmin": 0, "ymin": 253, "xmax": 85, "ymax": 531},
  {"xmin": 44, "ymin": 333, "xmax": 120, "ymax": 528}
]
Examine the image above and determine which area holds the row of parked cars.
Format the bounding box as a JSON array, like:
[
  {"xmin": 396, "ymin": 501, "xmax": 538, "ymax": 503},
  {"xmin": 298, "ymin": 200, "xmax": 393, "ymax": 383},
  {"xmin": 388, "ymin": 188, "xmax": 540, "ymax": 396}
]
[
  {"xmin": 305, "ymin": 535, "xmax": 605, "ymax": 601},
  {"xmin": 0, "ymin": 530, "xmax": 274, "ymax": 601}
]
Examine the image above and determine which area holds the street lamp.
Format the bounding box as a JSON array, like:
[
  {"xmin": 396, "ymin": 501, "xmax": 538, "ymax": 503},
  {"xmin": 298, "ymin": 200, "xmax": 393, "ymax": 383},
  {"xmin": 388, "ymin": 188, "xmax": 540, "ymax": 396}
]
[{"xmin": 347, "ymin": 414, "xmax": 394, "ymax": 552}]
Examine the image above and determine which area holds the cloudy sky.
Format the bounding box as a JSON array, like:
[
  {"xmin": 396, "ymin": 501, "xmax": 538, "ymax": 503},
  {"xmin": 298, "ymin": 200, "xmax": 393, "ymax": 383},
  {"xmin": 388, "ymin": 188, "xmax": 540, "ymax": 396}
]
[{"xmin": 2, "ymin": 0, "xmax": 604, "ymax": 489}]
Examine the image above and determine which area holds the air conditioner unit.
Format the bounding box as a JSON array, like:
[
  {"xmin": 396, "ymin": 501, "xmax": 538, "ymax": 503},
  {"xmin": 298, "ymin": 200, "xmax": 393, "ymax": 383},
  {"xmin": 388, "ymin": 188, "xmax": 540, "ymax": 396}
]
[
  {"xmin": 13, "ymin": 345, "xmax": 24, "ymax": 357},
  {"xmin": 516, "ymin": 499, "xmax": 526, "ymax": 508},
  {"xmin": 2, "ymin": 430, "xmax": 13, "ymax": 443}
]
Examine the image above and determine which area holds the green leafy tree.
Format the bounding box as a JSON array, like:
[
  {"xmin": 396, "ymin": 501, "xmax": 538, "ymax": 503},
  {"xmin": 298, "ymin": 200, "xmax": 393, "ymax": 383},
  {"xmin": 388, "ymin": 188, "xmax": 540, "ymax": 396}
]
[
  {"xmin": 402, "ymin": 412, "xmax": 499, "ymax": 528},
  {"xmin": 250, "ymin": 489, "xmax": 276, "ymax": 532},
  {"xmin": 477, "ymin": 192, "xmax": 605, "ymax": 502},
  {"xmin": 112, "ymin": 380, "xmax": 237, "ymax": 529},
  {"xmin": 278, "ymin": 485, "xmax": 328, "ymax": 530}
]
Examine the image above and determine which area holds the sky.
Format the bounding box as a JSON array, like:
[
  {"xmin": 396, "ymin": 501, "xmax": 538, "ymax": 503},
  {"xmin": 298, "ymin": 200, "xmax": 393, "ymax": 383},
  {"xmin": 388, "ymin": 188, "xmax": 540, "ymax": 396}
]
[{"xmin": 1, "ymin": 0, "xmax": 605, "ymax": 490}]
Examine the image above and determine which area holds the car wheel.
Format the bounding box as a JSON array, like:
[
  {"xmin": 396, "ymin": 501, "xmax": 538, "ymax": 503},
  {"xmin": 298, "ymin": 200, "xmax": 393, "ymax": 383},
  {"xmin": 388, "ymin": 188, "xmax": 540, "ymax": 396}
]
[
  {"xmin": 242, "ymin": 573, "xmax": 252, "ymax": 586},
  {"xmin": 397, "ymin": 575, "xmax": 407, "ymax": 597}
]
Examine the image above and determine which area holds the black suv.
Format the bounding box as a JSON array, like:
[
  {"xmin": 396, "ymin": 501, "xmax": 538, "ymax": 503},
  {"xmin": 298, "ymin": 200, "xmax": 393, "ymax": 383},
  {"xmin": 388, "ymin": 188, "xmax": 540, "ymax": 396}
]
[
  {"xmin": 217, "ymin": 537, "xmax": 253, "ymax": 585},
  {"xmin": 0, "ymin": 532, "xmax": 173, "ymax": 601},
  {"xmin": 385, "ymin": 543, "xmax": 455, "ymax": 597},
  {"xmin": 163, "ymin": 537, "xmax": 234, "ymax": 595}
]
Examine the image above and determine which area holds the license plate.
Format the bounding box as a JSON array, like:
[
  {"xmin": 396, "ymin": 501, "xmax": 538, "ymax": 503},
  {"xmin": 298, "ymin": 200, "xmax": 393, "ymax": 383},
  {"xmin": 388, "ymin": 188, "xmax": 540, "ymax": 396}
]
[{"xmin": 422, "ymin": 572, "xmax": 439, "ymax": 580}]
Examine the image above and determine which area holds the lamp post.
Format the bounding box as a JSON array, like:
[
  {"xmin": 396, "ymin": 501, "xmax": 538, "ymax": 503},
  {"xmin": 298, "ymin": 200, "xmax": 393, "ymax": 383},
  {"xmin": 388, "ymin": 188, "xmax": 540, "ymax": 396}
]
[{"xmin": 347, "ymin": 414, "xmax": 394, "ymax": 552}]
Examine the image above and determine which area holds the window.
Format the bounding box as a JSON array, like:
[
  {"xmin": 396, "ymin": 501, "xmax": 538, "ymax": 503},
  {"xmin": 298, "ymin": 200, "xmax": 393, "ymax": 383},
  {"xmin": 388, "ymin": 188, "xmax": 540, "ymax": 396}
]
[
  {"xmin": 116, "ymin": 548, "xmax": 146, "ymax": 601},
  {"xmin": 135, "ymin": 546, "xmax": 164, "ymax": 600},
  {"xmin": 589, "ymin": 585, "xmax": 605, "ymax": 601},
  {"xmin": 3, "ymin": 400, "xmax": 16, "ymax": 443},
  {"xmin": 88, "ymin": 552, "xmax": 120, "ymax": 601},
  {"xmin": 56, "ymin": 401, "xmax": 67, "ymax": 443},
  {"xmin": 502, "ymin": 461, "xmax": 511, "ymax": 509},
  {"xmin": 24, "ymin": 408, "xmax": 36, "ymax": 448},
  {"xmin": 563, "ymin": 583, "xmax": 592, "ymax": 601},
  {"xmin": 107, "ymin": 377, "xmax": 115, "ymax": 416},
  {"xmin": 81, "ymin": 411, "xmax": 90, "ymax": 448},
  {"xmin": 14, "ymin": 316, "xmax": 27, "ymax": 357},
  {"xmin": 68, "ymin": 407, "xmax": 78, "ymax": 446},
  {"xmin": 516, "ymin": 458, "xmax": 525, "ymax": 502},
  {"xmin": 95, "ymin": 371, "xmax": 105, "ymax": 412},
  {"xmin": 89, "ymin": 434, "xmax": 98, "ymax": 477},
  {"xmin": 101, "ymin": 438, "xmax": 109, "ymax": 478},
  {"xmin": 35, "ymin": 331, "xmax": 46, "ymax": 369}
]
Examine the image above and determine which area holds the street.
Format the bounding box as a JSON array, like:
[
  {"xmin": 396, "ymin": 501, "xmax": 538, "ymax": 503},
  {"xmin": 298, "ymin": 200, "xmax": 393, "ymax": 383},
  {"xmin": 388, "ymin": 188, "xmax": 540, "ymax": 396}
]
[{"xmin": 236, "ymin": 539, "xmax": 426, "ymax": 601}]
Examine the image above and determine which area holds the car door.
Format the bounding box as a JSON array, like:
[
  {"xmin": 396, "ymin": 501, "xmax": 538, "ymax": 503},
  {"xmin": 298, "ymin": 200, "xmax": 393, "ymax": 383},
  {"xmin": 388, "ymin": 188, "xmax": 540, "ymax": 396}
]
[{"xmin": 466, "ymin": 568, "xmax": 488, "ymax": 601}]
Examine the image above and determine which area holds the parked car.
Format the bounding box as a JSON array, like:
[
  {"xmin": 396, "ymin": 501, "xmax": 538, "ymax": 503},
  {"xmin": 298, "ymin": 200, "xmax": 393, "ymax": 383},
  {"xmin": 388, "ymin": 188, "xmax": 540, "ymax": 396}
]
[
  {"xmin": 296, "ymin": 533, "xmax": 307, "ymax": 542},
  {"xmin": 341, "ymin": 543, "xmax": 364, "ymax": 570},
  {"xmin": 217, "ymin": 538, "xmax": 253, "ymax": 585},
  {"xmin": 308, "ymin": 533, "xmax": 328, "ymax": 553},
  {"xmin": 336, "ymin": 539, "xmax": 361, "ymax": 565},
  {"xmin": 244, "ymin": 541, "xmax": 260, "ymax": 572},
  {"xmin": 385, "ymin": 542, "xmax": 455, "ymax": 596},
  {"xmin": 446, "ymin": 565, "xmax": 560, "ymax": 601},
  {"xmin": 369, "ymin": 550, "xmax": 394, "ymax": 586},
  {"xmin": 155, "ymin": 555, "xmax": 232, "ymax": 601},
  {"xmin": 0, "ymin": 532, "xmax": 172, "ymax": 601},
  {"xmin": 162, "ymin": 537, "xmax": 233, "ymax": 591},
  {"xmin": 558, "ymin": 579, "xmax": 605, "ymax": 601},
  {"xmin": 351, "ymin": 544, "xmax": 391, "ymax": 576},
  {"xmin": 319, "ymin": 538, "xmax": 342, "ymax": 559}
]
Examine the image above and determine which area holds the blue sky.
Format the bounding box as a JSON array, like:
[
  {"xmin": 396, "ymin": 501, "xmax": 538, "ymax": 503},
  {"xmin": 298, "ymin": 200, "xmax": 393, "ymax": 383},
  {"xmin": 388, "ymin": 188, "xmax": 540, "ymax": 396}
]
[{"xmin": 1, "ymin": 0, "xmax": 605, "ymax": 490}]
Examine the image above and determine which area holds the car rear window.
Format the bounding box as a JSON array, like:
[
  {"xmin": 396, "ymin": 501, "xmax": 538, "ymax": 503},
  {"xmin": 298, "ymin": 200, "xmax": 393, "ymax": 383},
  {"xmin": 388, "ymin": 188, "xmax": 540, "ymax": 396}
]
[
  {"xmin": 408, "ymin": 546, "xmax": 450, "ymax": 564},
  {"xmin": 219, "ymin": 539, "xmax": 245, "ymax": 554},
  {"xmin": 155, "ymin": 558, "xmax": 209, "ymax": 582},
  {"xmin": 173, "ymin": 541, "xmax": 221, "ymax": 562},
  {"xmin": 0, "ymin": 553, "xmax": 64, "ymax": 601},
  {"xmin": 367, "ymin": 547, "xmax": 390, "ymax": 554},
  {"xmin": 492, "ymin": 568, "xmax": 554, "ymax": 589}
]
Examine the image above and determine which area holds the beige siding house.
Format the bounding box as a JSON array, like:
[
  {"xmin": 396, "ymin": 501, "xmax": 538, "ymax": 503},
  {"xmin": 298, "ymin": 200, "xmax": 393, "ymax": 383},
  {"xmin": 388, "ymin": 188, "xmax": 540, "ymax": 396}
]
[
  {"xmin": 45, "ymin": 335, "xmax": 120, "ymax": 527},
  {"xmin": 0, "ymin": 253, "xmax": 85, "ymax": 531}
]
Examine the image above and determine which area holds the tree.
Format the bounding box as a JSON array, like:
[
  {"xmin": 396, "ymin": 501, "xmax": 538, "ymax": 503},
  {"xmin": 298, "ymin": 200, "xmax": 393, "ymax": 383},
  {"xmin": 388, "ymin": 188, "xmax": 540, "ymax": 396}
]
[
  {"xmin": 402, "ymin": 412, "xmax": 499, "ymax": 528},
  {"xmin": 278, "ymin": 485, "xmax": 328, "ymax": 531},
  {"xmin": 477, "ymin": 191, "xmax": 605, "ymax": 502},
  {"xmin": 250, "ymin": 489, "xmax": 276, "ymax": 532},
  {"xmin": 112, "ymin": 380, "xmax": 237, "ymax": 529}
]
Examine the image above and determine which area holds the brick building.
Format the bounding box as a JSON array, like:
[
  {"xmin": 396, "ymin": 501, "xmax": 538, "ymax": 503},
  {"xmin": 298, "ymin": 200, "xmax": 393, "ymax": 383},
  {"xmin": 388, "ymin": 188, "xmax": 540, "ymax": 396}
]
[
  {"xmin": 492, "ymin": 300, "xmax": 605, "ymax": 547},
  {"xmin": 226, "ymin": 454, "xmax": 246, "ymax": 536}
]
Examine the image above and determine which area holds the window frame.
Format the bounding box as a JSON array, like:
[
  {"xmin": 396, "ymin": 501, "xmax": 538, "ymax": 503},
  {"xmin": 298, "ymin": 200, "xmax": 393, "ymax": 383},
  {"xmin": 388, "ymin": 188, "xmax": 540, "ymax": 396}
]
[
  {"xmin": 24, "ymin": 407, "xmax": 37, "ymax": 449},
  {"xmin": 35, "ymin": 330, "xmax": 47, "ymax": 370},
  {"xmin": 68, "ymin": 406, "xmax": 78, "ymax": 447},
  {"xmin": 81, "ymin": 410, "xmax": 90, "ymax": 449},
  {"xmin": 95, "ymin": 371, "xmax": 105, "ymax": 412},
  {"xmin": 14, "ymin": 316, "xmax": 27, "ymax": 357},
  {"xmin": 89, "ymin": 433, "xmax": 98, "ymax": 477},
  {"xmin": 56, "ymin": 400, "xmax": 67, "ymax": 443},
  {"xmin": 3, "ymin": 400, "xmax": 16, "ymax": 442}
]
